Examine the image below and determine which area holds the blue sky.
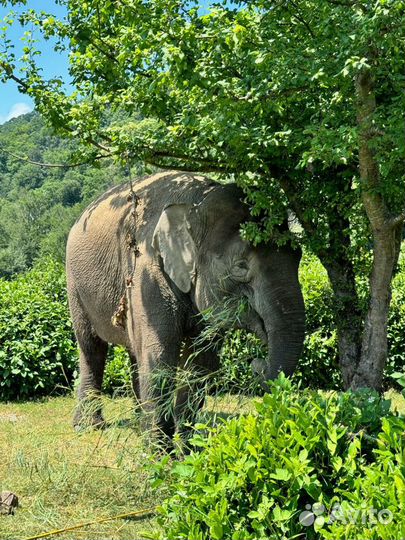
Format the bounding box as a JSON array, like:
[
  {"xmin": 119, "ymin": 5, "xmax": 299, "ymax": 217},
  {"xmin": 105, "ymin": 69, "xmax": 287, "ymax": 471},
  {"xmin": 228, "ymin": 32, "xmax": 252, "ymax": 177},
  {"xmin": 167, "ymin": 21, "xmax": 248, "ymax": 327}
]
[{"xmin": 0, "ymin": 0, "xmax": 70, "ymax": 123}]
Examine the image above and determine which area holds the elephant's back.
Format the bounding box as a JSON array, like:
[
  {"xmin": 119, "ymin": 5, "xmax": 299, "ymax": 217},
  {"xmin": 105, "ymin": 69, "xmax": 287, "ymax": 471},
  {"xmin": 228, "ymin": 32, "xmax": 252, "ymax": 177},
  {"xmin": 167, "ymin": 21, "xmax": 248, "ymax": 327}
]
[
  {"xmin": 65, "ymin": 171, "xmax": 216, "ymax": 342},
  {"xmin": 70, "ymin": 171, "xmax": 213, "ymax": 240}
]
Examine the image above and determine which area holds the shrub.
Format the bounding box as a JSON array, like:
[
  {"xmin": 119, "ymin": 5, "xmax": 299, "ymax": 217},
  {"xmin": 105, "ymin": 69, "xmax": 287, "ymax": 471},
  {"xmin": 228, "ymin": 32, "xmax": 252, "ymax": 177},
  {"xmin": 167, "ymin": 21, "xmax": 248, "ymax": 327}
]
[
  {"xmin": 103, "ymin": 345, "xmax": 131, "ymax": 395},
  {"xmin": 0, "ymin": 259, "xmax": 133, "ymax": 400},
  {"xmin": 0, "ymin": 258, "xmax": 77, "ymax": 400},
  {"xmin": 0, "ymin": 257, "xmax": 134, "ymax": 399},
  {"xmin": 154, "ymin": 377, "xmax": 405, "ymax": 540},
  {"xmin": 320, "ymin": 415, "xmax": 405, "ymax": 539},
  {"xmin": 386, "ymin": 251, "xmax": 405, "ymax": 387}
]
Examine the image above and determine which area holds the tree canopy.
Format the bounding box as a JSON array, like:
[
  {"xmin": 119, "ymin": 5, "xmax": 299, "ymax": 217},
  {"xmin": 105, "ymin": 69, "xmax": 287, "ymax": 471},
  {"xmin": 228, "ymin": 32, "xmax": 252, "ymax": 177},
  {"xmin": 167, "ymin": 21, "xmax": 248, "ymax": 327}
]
[{"xmin": 1, "ymin": 0, "xmax": 404, "ymax": 389}]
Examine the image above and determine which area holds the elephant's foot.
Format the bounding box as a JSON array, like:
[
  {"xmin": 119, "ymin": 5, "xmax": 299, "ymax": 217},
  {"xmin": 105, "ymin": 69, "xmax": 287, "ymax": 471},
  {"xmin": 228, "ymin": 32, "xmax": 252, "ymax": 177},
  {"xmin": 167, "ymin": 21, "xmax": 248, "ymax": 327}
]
[
  {"xmin": 73, "ymin": 400, "xmax": 106, "ymax": 431},
  {"xmin": 137, "ymin": 408, "xmax": 176, "ymax": 452}
]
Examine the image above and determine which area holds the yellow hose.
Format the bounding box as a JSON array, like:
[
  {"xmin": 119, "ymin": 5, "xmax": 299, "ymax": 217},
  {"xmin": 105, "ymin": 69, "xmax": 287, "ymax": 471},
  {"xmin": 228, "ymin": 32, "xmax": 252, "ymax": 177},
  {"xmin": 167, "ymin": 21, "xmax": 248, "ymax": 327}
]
[{"xmin": 22, "ymin": 507, "xmax": 156, "ymax": 540}]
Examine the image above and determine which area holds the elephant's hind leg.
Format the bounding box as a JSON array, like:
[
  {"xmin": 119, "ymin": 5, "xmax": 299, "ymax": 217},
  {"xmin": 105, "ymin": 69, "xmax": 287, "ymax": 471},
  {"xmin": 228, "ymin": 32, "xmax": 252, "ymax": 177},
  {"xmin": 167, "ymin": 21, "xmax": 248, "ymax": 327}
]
[
  {"xmin": 128, "ymin": 352, "xmax": 141, "ymax": 405},
  {"xmin": 74, "ymin": 336, "xmax": 108, "ymax": 429},
  {"xmin": 70, "ymin": 293, "xmax": 108, "ymax": 429}
]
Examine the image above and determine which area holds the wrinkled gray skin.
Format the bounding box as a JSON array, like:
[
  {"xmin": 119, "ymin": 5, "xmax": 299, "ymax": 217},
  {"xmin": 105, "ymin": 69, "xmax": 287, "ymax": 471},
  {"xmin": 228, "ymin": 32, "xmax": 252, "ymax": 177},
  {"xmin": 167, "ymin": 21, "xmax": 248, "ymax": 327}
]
[{"xmin": 66, "ymin": 172, "xmax": 305, "ymax": 440}]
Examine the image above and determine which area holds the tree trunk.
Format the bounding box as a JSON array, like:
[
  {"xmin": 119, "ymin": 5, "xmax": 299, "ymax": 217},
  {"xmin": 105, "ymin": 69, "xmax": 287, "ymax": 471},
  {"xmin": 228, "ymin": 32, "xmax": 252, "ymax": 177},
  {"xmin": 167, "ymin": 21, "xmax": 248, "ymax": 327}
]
[
  {"xmin": 349, "ymin": 67, "xmax": 405, "ymax": 389},
  {"xmin": 284, "ymin": 65, "xmax": 404, "ymax": 390},
  {"xmin": 323, "ymin": 257, "xmax": 362, "ymax": 389},
  {"xmin": 351, "ymin": 227, "xmax": 402, "ymax": 389}
]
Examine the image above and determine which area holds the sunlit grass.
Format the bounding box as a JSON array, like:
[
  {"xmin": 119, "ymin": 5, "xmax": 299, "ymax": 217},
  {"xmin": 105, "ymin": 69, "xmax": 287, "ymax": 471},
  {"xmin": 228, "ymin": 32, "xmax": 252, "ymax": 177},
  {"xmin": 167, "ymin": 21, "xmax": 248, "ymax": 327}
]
[
  {"xmin": 0, "ymin": 391, "xmax": 257, "ymax": 540},
  {"xmin": 0, "ymin": 395, "xmax": 159, "ymax": 540}
]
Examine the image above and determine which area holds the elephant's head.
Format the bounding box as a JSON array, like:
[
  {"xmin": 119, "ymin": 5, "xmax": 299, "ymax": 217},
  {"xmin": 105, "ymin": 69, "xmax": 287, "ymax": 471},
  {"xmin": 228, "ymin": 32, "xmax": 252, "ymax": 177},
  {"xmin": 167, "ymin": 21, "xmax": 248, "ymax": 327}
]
[{"xmin": 152, "ymin": 184, "xmax": 305, "ymax": 387}]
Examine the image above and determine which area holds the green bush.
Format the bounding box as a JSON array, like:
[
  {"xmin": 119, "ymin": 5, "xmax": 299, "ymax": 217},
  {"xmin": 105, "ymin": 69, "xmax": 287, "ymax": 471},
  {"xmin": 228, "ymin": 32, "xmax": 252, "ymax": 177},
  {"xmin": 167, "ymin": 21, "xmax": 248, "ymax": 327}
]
[
  {"xmin": 0, "ymin": 259, "xmax": 77, "ymax": 400},
  {"xmin": 386, "ymin": 251, "xmax": 405, "ymax": 385},
  {"xmin": 320, "ymin": 415, "xmax": 405, "ymax": 539},
  {"xmin": 103, "ymin": 345, "xmax": 131, "ymax": 395},
  {"xmin": 0, "ymin": 259, "xmax": 133, "ymax": 400},
  {"xmin": 154, "ymin": 377, "xmax": 405, "ymax": 540}
]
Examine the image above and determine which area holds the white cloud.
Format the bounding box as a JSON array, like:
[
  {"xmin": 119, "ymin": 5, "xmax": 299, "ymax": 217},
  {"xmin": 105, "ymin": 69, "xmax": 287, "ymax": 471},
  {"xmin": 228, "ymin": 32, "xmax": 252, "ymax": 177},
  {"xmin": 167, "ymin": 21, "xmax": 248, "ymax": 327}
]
[{"xmin": 0, "ymin": 102, "xmax": 34, "ymax": 124}]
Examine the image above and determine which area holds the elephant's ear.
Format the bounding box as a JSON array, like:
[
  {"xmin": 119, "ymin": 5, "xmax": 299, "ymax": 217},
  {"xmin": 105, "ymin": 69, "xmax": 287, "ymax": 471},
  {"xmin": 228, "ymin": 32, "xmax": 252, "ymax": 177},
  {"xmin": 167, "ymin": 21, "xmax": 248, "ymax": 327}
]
[{"xmin": 152, "ymin": 204, "xmax": 196, "ymax": 293}]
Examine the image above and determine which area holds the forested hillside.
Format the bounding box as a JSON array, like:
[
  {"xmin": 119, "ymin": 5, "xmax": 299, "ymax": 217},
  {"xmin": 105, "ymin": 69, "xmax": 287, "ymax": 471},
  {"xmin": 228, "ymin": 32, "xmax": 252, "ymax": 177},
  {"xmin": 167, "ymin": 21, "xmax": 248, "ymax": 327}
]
[{"xmin": 0, "ymin": 112, "xmax": 140, "ymax": 278}]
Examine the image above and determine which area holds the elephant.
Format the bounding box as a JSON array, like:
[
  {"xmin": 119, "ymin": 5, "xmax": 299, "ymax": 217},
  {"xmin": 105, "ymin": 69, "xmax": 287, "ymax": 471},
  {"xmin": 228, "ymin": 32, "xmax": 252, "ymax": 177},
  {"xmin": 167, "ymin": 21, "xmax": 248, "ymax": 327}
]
[{"xmin": 66, "ymin": 171, "xmax": 305, "ymax": 440}]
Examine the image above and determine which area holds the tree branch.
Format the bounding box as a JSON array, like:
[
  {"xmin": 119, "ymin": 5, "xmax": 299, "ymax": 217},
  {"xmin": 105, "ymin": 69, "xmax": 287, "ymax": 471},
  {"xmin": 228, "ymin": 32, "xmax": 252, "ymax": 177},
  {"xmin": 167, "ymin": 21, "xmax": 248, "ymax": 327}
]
[
  {"xmin": 389, "ymin": 212, "xmax": 405, "ymax": 229},
  {"xmin": 145, "ymin": 157, "xmax": 235, "ymax": 174},
  {"xmin": 0, "ymin": 145, "xmax": 110, "ymax": 168},
  {"xmin": 143, "ymin": 148, "xmax": 230, "ymax": 168},
  {"xmin": 0, "ymin": 61, "xmax": 113, "ymax": 155},
  {"xmin": 85, "ymin": 37, "xmax": 119, "ymax": 64},
  {"xmin": 0, "ymin": 61, "xmax": 29, "ymax": 91},
  {"xmin": 356, "ymin": 68, "xmax": 388, "ymax": 231},
  {"xmin": 288, "ymin": 0, "xmax": 316, "ymax": 39},
  {"xmin": 231, "ymin": 85, "xmax": 310, "ymax": 102}
]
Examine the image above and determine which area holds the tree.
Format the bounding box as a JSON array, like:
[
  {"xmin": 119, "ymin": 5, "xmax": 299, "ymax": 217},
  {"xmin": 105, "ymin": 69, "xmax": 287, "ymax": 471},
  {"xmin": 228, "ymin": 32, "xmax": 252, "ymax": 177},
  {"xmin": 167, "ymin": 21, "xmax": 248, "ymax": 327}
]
[{"xmin": 1, "ymin": 0, "xmax": 404, "ymax": 389}]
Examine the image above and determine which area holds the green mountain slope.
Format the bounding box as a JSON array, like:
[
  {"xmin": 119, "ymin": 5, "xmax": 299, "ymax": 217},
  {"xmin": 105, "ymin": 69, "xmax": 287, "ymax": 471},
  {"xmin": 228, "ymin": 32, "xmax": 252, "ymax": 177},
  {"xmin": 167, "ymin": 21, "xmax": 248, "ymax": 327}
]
[{"xmin": 0, "ymin": 112, "xmax": 137, "ymax": 278}]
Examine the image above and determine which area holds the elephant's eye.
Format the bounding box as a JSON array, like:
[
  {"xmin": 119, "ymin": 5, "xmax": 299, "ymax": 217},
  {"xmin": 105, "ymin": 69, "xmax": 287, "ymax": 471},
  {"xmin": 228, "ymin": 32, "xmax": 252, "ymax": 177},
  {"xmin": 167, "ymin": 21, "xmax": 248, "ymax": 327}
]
[
  {"xmin": 235, "ymin": 260, "xmax": 249, "ymax": 270},
  {"xmin": 231, "ymin": 260, "xmax": 250, "ymax": 280}
]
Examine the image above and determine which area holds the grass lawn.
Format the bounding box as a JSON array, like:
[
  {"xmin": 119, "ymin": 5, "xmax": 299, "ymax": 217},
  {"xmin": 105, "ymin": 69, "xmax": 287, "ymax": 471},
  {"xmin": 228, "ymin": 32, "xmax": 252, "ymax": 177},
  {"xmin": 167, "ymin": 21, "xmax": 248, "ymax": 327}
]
[
  {"xmin": 0, "ymin": 390, "xmax": 403, "ymax": 540},
  {"xmin": 0, "ymin": 395, "xmax": 161, "ymax": 540}
]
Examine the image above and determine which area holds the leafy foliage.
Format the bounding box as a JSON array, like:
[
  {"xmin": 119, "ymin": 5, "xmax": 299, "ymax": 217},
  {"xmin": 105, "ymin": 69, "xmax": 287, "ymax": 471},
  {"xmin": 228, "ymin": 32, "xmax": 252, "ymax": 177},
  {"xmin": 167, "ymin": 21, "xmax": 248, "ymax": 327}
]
[
  {"xmin": 0, "ymin": 1, "xmax": 403, "ymax": 250},
  {"xmin": 103, "ymin": 345, "xmax": 131, "ymax": 396},
  {"xmin": 0, "ymin": 255, "xmax": 135, "ymax": 400},
  {"xmin": 0, "ymin": 258, "xmax": 77, "ymax": 400},
  {"xmin": 0, "ymin": 112, "xmax": 145, "ymax": 278},
  {"xmin": 154, "ymin": 377, "xmax": 405, "ymax": 540}
]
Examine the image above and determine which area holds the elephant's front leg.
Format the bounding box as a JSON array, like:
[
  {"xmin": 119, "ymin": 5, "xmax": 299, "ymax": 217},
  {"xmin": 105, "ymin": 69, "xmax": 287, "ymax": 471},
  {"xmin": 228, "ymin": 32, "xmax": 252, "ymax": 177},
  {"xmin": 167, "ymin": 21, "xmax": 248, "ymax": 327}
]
[
  {"xmin": 136, "ymin": 337, "xmax": 181, "ymax": 442},
  {"xmin": 128, "ymin": 270, "xmax": 188, "ymax": 443},
  {"xmin": 175, "ymin": 339, "xmax": 220, "ymax": 433}
]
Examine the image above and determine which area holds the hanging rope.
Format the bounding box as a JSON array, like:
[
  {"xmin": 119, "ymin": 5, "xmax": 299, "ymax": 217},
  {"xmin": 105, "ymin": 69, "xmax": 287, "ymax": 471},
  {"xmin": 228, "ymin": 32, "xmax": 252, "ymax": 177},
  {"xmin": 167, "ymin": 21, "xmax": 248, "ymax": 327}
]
[
  {"xmin": 111, "ymin": 160, "xmax": 141, "ymax": 328},
  {"xmin": 126, "ymin": 161, "xmax": 141, "ymax": 264}
]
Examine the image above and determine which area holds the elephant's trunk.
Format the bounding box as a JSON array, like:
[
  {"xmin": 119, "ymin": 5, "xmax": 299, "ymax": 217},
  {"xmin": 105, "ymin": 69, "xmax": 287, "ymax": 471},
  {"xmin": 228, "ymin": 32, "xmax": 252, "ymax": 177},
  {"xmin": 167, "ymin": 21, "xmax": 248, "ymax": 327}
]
[{"xmin": 252, "ymin": 281, "xmax": 305, "ymax": 389}]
